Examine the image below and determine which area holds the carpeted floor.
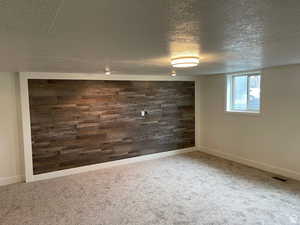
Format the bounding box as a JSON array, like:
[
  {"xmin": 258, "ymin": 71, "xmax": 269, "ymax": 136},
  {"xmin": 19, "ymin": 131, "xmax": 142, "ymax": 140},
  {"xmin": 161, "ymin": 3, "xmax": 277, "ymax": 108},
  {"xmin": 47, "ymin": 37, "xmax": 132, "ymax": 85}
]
[{"xmin": 1, "ymin": 151, "xmax": 300, "ymax": 225}]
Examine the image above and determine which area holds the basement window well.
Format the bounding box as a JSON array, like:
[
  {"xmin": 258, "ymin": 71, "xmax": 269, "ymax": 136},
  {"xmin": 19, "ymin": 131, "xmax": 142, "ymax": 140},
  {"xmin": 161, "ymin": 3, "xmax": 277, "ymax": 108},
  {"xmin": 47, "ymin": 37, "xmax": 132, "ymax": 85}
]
[{"xmin": 226, "ymin": 72, "xmax": 261, "ymax": 113}]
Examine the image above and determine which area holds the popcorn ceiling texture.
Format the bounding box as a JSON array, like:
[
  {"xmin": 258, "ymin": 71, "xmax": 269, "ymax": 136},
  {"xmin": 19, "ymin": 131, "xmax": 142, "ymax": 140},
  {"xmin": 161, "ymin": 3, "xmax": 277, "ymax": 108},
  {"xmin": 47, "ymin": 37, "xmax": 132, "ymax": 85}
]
[
  {"xmin": 1, "ymin": 152, "xmax": 300, "ymax": 225},
  {"xmin": 1, "ymin": 1, "xmax": 300, "ymax": 74}
]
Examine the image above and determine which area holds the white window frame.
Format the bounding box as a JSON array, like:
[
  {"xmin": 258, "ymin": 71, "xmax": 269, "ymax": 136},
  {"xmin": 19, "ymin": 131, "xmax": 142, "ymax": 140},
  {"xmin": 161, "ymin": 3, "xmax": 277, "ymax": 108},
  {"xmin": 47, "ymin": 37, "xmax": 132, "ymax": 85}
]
[{"xmin": 226, "ymin": 71, "xmax": 261, "ymax": 114}]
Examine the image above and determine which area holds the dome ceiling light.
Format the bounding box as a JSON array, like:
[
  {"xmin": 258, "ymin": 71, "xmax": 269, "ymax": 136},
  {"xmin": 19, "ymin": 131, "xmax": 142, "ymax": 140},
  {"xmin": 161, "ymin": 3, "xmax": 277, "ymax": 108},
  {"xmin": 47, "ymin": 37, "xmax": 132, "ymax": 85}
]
[{"xmin": 171, "ymin": 57, "xmax": 200, "ymax": 68}]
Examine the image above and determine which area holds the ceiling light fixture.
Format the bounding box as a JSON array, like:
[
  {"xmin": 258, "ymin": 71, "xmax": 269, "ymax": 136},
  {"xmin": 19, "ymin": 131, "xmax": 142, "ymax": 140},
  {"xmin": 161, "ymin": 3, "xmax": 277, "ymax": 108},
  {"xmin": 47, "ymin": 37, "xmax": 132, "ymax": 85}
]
[{"xmin": 171, "ymin": 57, "xmax": 199, "ymax": 68}]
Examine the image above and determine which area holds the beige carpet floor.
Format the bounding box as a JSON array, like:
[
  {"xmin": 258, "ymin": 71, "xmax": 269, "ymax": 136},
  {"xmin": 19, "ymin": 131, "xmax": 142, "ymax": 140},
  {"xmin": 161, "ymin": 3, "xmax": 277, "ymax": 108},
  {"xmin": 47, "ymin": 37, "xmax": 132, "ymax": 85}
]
[{"xmin": 1, "ymin": 151, "xmax": 300, "ymax": 225}]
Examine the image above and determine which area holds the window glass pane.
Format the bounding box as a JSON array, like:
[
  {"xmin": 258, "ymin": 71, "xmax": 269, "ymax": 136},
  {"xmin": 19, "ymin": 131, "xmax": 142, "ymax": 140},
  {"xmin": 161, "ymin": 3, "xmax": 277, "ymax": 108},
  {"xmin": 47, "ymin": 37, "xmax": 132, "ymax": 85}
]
[
  {"xmin": 248, "ymin": 75, "xmax": 261, "ymax": 111},
  {"xmin": 232, "ymin": 76, "xmax": 247, "ymax": 110}
]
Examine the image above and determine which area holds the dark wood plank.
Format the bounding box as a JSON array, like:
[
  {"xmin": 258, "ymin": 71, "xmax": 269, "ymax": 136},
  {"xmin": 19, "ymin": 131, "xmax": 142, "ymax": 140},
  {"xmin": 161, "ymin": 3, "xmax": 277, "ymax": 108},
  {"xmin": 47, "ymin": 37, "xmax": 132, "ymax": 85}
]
[{"xmin": 28, "ymin": 79, "xmax": 195, "ymax": 174}]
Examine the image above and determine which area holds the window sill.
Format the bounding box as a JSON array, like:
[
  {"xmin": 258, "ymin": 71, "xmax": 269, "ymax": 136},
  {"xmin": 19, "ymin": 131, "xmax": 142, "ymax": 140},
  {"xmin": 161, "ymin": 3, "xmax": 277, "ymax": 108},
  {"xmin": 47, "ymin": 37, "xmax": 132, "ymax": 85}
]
[{"xmin": 225, "ymin": 110, "xmax": 261, "ymax": 116}]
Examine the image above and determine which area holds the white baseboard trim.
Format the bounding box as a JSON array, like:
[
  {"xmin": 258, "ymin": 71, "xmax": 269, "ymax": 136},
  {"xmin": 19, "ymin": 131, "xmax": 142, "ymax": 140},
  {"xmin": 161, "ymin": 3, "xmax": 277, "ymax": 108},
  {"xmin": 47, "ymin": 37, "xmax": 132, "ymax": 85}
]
[
  {"xmin": 30, "ymin": 147, "xmax": 197, "ymax": 182},
  {"xmin": 0, "ymin": 175, "xmax": 24, "ymax": 186},
  {"xmin": 198, "ymin": 146, "xmax": 300, "ymax": 181}
]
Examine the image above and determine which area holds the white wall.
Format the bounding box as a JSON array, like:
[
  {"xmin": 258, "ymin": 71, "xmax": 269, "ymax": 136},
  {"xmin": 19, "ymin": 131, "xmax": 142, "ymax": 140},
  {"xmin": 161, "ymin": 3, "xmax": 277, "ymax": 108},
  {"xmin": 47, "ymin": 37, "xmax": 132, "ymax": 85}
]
[
  {"xmin": 198, "ymin": 64, "xmax": 300, "ymax": 180},
  {"xmin": 3, "ymin": 65, "xmax": 300, "ymax": 185},
  {"xmin": 0, "ymin": 72, "xmax": 23, "ymax": 185}
]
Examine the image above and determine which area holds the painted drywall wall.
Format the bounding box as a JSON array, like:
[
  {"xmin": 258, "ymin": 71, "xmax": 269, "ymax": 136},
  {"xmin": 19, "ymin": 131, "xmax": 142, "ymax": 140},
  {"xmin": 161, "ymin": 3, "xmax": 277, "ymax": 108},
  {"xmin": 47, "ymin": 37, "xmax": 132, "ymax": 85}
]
[
  {"xmin": 3, "ymin": 64, "xmax": 300, "ymax": 185},
  {"xmin": 198, "ymin": 64, "xmax": 300, "ymax": 180},
  {"xmin": 0, "ymin": 72, "xmax": 23, "ymax": 185}
]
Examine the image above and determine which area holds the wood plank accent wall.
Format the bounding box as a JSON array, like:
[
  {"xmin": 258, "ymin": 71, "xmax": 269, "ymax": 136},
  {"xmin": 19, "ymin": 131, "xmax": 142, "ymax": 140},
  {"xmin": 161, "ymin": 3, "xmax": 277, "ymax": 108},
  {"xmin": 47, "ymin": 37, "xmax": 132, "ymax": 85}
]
[{"xmin": 28, "ymin": 79, "xmax": 195, "ymax": 174}]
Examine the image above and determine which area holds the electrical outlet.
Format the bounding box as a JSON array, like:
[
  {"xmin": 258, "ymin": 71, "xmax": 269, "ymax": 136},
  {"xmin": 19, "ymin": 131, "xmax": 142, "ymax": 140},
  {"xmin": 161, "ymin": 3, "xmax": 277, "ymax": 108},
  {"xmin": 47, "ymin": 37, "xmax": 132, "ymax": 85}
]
[{"xmin": 141, "ymin": 110, "xmax": 147, "ymax": 117}]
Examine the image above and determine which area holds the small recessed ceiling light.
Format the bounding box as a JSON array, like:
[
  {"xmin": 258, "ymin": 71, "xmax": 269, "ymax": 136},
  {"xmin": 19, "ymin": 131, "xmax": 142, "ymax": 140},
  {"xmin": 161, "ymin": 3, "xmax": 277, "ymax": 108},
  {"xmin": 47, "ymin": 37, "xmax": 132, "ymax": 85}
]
[
  {"xmin": 105, "ymin": 67, "xmax": 111, "ymax": 75},
  {"xmin": 171, "ymin": 70, "xmax": 176, "ymax": 77},
  {"xmin": 171, "ymin": 57, "xmax": 199, "ymax": 68}
]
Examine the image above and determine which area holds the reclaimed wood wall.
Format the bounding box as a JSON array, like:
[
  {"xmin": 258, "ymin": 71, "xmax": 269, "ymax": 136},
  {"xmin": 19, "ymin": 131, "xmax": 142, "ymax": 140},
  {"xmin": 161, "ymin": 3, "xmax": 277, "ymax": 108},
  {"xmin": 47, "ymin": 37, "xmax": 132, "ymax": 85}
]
[{"xmin": 28, "ymin": 79, "xmax": 195, "ymax": 174}]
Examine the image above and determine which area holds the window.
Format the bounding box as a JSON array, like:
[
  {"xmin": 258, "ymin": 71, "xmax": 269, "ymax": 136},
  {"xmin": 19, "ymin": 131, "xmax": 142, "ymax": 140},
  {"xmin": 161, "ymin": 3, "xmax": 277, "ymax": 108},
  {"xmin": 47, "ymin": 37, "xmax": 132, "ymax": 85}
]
[{"xmin": 226, "ymin": 72, "xmax": 261, "ymax": 113}]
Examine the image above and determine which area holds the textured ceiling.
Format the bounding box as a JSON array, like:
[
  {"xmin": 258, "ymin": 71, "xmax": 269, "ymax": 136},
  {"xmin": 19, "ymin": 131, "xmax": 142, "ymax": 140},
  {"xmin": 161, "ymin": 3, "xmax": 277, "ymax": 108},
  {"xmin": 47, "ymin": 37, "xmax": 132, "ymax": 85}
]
[{"xmin": 1, "ymin": 0, "xmax": 300, "ymax": 75}]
